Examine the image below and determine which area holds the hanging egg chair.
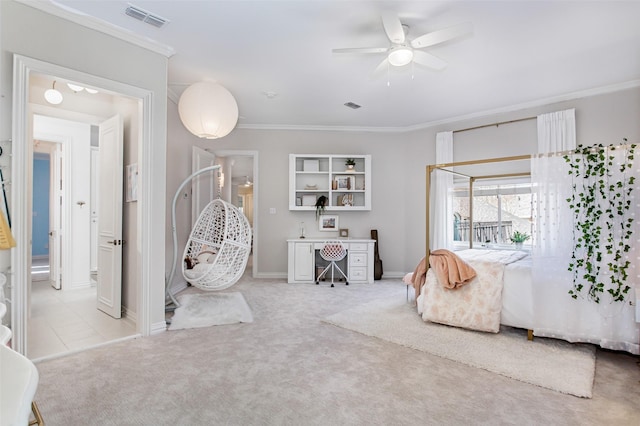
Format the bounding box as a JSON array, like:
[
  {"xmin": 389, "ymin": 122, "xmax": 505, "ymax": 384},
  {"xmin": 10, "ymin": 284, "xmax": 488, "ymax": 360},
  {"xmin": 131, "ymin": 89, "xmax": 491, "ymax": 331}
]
[
  {"xmin": 182, "ymin": 199, "xmax": 252, "ymax": 291},
  {"xmin": 165, "ymin": 165, "xmax": 252, "ymax": 308}
]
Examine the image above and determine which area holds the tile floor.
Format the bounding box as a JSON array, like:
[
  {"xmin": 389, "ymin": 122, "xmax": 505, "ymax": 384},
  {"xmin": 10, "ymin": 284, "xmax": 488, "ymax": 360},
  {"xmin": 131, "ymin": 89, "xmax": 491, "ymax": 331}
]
[{"xmin": 28, "ymin": 262, "xmax": 137, "ymax": 361}]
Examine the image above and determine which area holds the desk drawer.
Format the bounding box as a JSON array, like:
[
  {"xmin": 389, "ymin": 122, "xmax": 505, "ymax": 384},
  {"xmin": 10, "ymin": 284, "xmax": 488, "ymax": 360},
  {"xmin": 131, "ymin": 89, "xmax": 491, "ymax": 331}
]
[
  {"xmin": 349, "ymin": 267, "xmax": 367, "ymax": 281},
  {"xmin": 349, "ymin": 252, "xmax": 367, "ymax": 266},
  {"xmin": 348, "ymin": 243, "xmax": 368, "ymax": 251}
]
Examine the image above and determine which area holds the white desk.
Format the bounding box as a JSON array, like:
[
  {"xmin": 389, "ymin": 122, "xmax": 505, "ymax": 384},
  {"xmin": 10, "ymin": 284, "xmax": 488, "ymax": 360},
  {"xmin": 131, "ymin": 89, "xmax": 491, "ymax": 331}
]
[{"xmin": 287, "ymin": 238, "xmax": 375, "ymax": 284}]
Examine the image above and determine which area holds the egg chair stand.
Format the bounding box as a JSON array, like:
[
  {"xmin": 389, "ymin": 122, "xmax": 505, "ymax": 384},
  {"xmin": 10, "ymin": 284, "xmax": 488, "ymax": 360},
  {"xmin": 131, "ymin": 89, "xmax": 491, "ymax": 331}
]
[{"xmin": 165, "ymin": 165, "xmax": 252, "ymax": 310}]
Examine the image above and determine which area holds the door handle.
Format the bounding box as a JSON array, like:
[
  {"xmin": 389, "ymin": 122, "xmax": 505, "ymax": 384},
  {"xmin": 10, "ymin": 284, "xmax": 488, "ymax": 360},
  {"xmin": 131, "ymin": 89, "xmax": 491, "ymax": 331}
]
[{"xmin": 107, "ymin": 239, "xmax": 126, "ymax": 245}]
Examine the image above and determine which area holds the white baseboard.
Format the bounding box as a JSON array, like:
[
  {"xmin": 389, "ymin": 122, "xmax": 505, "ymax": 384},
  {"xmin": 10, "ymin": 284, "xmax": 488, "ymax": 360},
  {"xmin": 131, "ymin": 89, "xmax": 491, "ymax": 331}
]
[
  {"xmin": 169, "ymin": 281, "xmax": 189, "ymax": 295},
  {"xmin": 255, "ymin": 272, "xmax": 287, "ymax": 279},
  {"xmin": 150, "ymin": 321, "xmax": 167, "ymax": 335},
  {"xmin": 121, "ymin": 306, "xmax": 137, "ymax": 324}
]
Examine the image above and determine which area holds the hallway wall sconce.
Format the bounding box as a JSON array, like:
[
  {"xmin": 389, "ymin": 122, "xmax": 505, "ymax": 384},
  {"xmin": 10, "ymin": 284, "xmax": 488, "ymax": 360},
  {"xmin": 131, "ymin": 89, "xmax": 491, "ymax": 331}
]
[
  {"xmin": 178, "ymin": 82, "xmax": 239, "ymax": 139},
  {"xmin": 44, "ymin": 81, "xmax": 63, "ymax": 105}
]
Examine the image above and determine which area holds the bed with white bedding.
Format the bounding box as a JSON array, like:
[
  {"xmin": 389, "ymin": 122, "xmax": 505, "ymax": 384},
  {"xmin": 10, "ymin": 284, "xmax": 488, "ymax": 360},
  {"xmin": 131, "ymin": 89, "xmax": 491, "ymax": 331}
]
[
  {"xmin": 410, "ymin": 248, "xmax": 639, "ymax": 355},
  {"xmin": 412, "ymin": 249, "xmax": 534, "ymax": 333}
]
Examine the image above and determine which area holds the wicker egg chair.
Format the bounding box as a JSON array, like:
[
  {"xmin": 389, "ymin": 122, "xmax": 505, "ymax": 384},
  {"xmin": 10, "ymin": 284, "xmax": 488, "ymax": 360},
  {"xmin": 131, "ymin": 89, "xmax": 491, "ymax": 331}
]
[
  {"xmin": 165, "ymin": 165, "xmax": 252, "ymax": 309},
  {"xmin": 182, "ymin": 199, "xmax": 252, "ymax": 291}
]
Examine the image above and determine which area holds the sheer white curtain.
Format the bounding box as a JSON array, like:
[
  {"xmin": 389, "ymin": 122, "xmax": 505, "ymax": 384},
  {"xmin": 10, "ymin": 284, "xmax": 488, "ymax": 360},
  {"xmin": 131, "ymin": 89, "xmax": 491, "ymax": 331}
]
[
  {"xmin": 431, "ymin": 131, "xmax": 453, "ymax": 250},
  {"xmin": 536, "ymin": 108, "xmax": 575, "ymax": 153},
  {"xmin": 532, "ymin": 110, "xmax": 639, "ymax": 354}
]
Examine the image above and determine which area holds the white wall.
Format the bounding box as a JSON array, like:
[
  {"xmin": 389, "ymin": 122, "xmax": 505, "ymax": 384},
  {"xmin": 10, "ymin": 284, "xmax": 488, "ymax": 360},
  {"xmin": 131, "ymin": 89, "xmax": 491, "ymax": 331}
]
[
  {"xmin": 1, "ymin": 0, "xmax": 168, "ymax": 332},
  {"xmin": 167, "ymin": 85, "xmax": 640, "ymax": 278}
]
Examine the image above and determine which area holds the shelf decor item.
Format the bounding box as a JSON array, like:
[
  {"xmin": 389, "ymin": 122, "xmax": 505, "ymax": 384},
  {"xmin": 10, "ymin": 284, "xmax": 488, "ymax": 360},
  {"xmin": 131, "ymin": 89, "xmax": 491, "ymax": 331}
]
[
  {"xmin": 345, "ymin": 158, "xmax": 356, "ymax": 172},
  {"xmin": 303, "ymin": 159, "xmax": 319, "ymax": 172},
  {"xmin": 315, "ymin": 195, "xmax": 327, "ymax": 220}
]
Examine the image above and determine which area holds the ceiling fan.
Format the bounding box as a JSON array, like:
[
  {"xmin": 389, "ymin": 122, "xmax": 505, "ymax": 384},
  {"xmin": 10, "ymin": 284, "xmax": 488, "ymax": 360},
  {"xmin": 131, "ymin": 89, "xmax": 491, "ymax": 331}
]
[{"xmin": 332, "ymin": 12, "xmax": 472, "ymax": 74}]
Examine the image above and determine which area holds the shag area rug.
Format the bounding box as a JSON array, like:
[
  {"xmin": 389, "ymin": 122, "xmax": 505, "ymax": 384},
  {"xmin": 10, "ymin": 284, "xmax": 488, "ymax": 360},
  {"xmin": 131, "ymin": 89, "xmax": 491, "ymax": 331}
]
[
  {"xmin": 169, "ymin": 292, "xmax": 253, "ymax": 331},
  {"xmin": 324, "ymin": 298, "xmax": 596, "ymax": 398}
]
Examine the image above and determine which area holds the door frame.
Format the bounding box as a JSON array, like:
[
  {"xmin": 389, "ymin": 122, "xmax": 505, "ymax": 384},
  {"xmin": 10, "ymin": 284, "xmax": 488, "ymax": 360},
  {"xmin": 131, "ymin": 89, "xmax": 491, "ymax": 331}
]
[
  {"xmin": 212, "ymin": 150, "xmax": 259, "ymax": 277},
  {"xmin": 11, "ymin": 55, "xmax": 155, "ymax": 355}
]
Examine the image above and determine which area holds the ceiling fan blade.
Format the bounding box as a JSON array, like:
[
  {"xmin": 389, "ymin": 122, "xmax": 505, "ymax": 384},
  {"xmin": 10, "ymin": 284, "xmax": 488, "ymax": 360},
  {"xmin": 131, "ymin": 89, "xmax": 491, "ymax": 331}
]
[
  {"xmin": 381, "ymin": 12, "xmax": 405, "ymax": 44},
  {"xmin": 371, "ymin": 58, "xmax": 390, "ymax": 77},
  {"xmin": 413, "ymin": 50, "xmax": 447, "ymax": 70},
  {"xmin": 411, "ymin": 22, "xmax": 473, "ymax": 49},
  {"xmin": 332, "ymin": 47, "xmax": 389, "ymax": 54}
]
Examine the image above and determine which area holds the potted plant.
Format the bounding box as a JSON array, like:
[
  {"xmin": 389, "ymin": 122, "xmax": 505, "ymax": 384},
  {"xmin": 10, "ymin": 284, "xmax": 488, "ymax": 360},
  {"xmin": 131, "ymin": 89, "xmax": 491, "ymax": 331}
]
[
  {"xmin": 345, "ymin": 158, "xmax": 356, "ymax": 171},
  {"xmin": 509, "ymin": 231, "xmax": 530, "ymax": 249},
  {"xmin": 315, "ymin": 195, "xmax": 327, "ymax": 220}
]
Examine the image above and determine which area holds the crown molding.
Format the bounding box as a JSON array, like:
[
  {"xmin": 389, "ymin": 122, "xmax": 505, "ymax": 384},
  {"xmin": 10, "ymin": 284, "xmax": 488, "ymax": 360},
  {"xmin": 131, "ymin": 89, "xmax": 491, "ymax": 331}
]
[
  {"xmin": 403, "ymin": 79, "xmax": 640, "ymax": 133},
  {"xmin": 236, "ymin": 79, "xmax": 640, "ymax": 134},
  {"xmin": 19, "ymin": 0, "xmax": 175, "ymax": 58},
  {"xmin": 235, "ymin": 123, "xmax": 405, "ymax": 133}
]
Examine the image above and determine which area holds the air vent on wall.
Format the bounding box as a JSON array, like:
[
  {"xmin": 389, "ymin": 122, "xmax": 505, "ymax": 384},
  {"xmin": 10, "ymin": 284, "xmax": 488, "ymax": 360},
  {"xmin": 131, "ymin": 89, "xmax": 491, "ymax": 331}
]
[
  {"xmin": 344, "ymin": 102, "xmax": 362, "ymax": 109},
  {"xmin": 125, "ymin": 4, "xmax": 169, "ymax": 28}
]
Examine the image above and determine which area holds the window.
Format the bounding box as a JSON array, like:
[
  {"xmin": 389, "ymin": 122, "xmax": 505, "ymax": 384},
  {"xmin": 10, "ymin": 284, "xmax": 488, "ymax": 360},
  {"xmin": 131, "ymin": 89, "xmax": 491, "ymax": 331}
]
[{"xmin": 452, "ymin": 180, "xmax": 533, "ymax": 248}]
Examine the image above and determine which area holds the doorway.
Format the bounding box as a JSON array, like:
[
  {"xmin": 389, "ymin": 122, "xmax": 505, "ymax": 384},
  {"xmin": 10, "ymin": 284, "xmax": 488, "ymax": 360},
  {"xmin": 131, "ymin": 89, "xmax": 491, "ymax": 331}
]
[
  {"xmin": 28, "ymin": 105, "xmax": 130, "ymax": 360},
  {"xmin": 214, "ymin": 150, "xmax": 258, "ymax": 276},
  {"xmin": 29, "ymin": 116, "xmax": 135, "ymax": 360},
  {"xmin": 12, "ymin": 55, "xmax": 158, "ymax": 358}
]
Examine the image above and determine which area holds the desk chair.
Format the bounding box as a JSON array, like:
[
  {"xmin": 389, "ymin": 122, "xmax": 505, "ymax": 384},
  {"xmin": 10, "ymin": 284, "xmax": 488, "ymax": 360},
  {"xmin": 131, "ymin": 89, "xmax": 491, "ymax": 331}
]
[
  {"xmin": 316, "ymin": 241, "xmax": 348, "ymax": 287},
  {"xmin": 0, "ymin": 344, "xmax": 44, "ymax": 425}
]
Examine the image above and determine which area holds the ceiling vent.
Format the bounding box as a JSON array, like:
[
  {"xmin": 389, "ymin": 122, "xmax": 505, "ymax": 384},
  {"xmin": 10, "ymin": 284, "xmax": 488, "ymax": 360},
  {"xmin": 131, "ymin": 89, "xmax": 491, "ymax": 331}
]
[
  {"xmin": 125, "ymin": 4, "xmax": 169, "ymax": 28},
  {"xmin": 344, "ymin": 102, "xmax": 362, "ymax": 110}
]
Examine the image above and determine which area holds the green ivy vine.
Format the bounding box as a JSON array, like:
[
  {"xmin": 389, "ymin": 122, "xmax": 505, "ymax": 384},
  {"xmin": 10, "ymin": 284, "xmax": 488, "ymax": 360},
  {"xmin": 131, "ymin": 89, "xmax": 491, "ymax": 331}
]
[{"xmin": 563, "ymin": 140, "xmax": 636, "ymax": 303}]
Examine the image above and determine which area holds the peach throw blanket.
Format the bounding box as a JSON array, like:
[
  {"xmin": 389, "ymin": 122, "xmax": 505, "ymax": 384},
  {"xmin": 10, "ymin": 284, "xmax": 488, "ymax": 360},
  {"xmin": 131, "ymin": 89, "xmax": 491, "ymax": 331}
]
[{"xmin": 411, "ymin": 249, "xmax": 477, "ymax": 298}]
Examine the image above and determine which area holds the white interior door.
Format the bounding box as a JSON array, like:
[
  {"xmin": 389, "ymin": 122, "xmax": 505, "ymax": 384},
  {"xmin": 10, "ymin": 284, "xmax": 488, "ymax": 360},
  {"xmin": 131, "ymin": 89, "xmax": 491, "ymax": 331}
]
[
  {"xmin": 97, "ymin": 114, "xmax": 123, "ymax": 318},
  {"xmin": 49, "ymin": 144, "xmax": 62, "ymax": 290},
  {"xmin": 191, "ymin": 146, "xmax": 217, "ymax": 227}
]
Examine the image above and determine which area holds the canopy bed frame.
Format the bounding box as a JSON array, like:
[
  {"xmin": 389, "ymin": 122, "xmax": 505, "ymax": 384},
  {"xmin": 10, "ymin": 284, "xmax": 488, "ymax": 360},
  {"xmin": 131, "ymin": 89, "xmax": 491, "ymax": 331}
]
[
  {"xmin": 420, "ymin": 154, "xmax": 535, "ymax": 337},
  {"xmin": 424, "ymin": 154, "xmax": 531, "ymax": 267},
  {"xmin": 416, "ymin": 148, "xmax": 639, "ymax": 354}
]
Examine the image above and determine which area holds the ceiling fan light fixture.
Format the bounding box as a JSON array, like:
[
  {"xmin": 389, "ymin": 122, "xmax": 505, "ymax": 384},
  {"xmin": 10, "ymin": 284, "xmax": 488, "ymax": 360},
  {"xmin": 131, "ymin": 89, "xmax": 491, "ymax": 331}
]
[{"xmin": 388, "ymin": 46, "xmax": 414, "ymax": 67}]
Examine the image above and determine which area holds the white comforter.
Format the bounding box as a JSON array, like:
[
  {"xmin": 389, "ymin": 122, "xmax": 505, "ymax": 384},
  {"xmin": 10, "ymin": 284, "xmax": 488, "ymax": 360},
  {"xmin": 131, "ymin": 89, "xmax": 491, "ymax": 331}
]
[{"xmin": 417, "ymin": 249, "xmax": 528, "ymax": 333}]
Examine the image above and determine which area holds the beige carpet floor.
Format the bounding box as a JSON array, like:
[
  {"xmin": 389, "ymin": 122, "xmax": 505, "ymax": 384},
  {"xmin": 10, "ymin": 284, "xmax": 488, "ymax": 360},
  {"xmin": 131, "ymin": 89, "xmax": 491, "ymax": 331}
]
[
  {"xmin": 33, "ymin": 274, "xmax": 640, "ymax": 425},
  {"xmin": 324, "ymin": 297, "xmax": 596, "ymax": 397}
]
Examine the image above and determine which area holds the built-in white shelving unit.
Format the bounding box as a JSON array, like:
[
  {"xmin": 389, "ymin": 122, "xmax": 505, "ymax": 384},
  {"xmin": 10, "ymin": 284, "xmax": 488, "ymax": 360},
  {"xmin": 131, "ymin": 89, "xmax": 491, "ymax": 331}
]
[{"xmin": 289, "ymin": 154, "xmax": 371, "ymax": 211}]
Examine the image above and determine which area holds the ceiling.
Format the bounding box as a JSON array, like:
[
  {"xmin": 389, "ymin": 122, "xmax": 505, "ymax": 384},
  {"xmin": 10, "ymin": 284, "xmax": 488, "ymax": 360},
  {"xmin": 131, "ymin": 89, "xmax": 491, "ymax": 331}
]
[{"xmin": 41, "ymin": 1, "xmax": 640, "ymax": 131}]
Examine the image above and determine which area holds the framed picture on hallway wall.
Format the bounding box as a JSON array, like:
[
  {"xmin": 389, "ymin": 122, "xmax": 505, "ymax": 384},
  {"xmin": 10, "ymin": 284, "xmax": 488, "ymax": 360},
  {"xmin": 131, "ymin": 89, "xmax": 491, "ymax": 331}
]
[{"xmin": 126, "ymin": 163, "xmax": 138, "ymax": 202}]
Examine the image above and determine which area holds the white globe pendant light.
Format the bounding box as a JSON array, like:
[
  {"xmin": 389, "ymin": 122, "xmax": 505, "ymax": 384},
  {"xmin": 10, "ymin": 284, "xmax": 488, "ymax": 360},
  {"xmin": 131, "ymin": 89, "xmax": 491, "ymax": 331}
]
[{"xmin": 178, "ymin": 82, "xmax": 239, "ymax": 139}]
